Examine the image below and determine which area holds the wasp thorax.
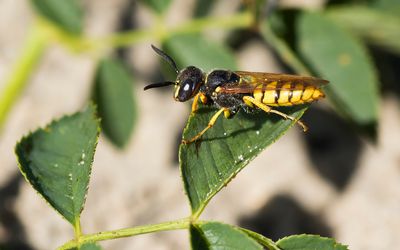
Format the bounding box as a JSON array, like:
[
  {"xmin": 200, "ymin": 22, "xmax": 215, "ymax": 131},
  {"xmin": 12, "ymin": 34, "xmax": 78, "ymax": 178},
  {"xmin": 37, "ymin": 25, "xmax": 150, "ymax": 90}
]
[{"xmin": 174, "ymin": 66, "xmax": 204, "ymax": 102}]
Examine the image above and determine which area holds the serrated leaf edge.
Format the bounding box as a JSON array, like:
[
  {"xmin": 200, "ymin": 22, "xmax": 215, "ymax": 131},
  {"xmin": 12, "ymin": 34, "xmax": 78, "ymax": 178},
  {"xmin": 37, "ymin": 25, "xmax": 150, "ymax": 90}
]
[
  {"xmin": 15, "ymin": 104, "xmax": 101, "ymax": 225},
  {"xmin": 180, "ymin": 106, "xmax": 307, "ymax": 217},
  {"xmin": 277, "ymin": 234, "xmax": 349, "ymax": 250}
]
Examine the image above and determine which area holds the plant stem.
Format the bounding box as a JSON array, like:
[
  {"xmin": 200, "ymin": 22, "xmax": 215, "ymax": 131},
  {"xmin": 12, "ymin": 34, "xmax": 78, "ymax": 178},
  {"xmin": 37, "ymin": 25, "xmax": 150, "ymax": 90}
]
[
  {"xmin": 90, "ymin": 11, "xmax": 253, "ymax": 50},
  {"xmin": 74, "ymin": 216, "xmax": 82, "ymax": 241},
  {"xmin": 0, "ymin": 23, "xmax": 47, "ymax": 132},
  {"xmin": 57, "ymin": 217, "xmax": 191, "ymax": 250},
  {"xmin": 0, "ymin": 12, "xmax": 252, "ymax": 130}
]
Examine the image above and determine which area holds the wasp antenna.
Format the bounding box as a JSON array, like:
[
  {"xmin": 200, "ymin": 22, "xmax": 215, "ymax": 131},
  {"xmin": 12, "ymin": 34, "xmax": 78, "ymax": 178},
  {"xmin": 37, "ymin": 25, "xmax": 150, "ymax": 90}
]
[
  {"xmin": 144, "ymin": 81, "xmax": 176, "ymax": 91},
  {"xmin": 151, "ymin": 44, "xmax": 179, "ymax": 74}
]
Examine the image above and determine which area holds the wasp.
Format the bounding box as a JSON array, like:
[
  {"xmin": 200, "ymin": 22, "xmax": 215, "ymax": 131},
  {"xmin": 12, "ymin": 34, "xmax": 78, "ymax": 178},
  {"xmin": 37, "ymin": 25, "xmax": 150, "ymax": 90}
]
[{"xmin": 144, "ymin": 45, "xmax": 328, "ymax": 144}]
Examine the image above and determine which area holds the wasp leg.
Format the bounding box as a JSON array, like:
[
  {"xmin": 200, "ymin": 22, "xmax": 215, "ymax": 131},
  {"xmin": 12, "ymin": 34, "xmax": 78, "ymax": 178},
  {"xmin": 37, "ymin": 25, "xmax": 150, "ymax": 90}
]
[
  {"xmin": 242, "ymin": 96, "xmax": 308, "ymax": 132},
  {"xmin": 191, "ymin": 93, "xmax": 200, "ymax": 113},
  {"xmin": 191, "ymin": 93, "xmax": 208, "ymax": 113},
  {"xmin": 182, "ymin": 108, "xmax": 227, "ymax": 144}
]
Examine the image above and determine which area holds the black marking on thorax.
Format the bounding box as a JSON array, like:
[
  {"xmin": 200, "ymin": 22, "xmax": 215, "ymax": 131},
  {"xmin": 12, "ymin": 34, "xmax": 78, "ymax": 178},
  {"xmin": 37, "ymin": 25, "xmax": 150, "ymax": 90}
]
[
  {"xmin": 204, "ymin": 70, "xmax": 240, "ymax": 93},
  {"xmin": 202, "ymin": 70, "xmax": 242, "ymax": 112}
]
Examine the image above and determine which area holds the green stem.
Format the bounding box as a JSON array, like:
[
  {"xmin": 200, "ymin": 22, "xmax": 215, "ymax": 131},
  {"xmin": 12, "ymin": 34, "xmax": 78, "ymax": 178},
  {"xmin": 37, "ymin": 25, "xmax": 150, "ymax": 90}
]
[
  {"xmin": 169, "ymin": 11, "xmax": 253, "ymax": 36},
  {"xmin": 74, "ymin": 216, "xmax": 82, "ymax": 241},
  {"xmin": 0, "ymin": 23, "xmax": 47, "ymax": 131},
  {"xmin": 90, "ymin": 11, "xmax": 253, "ymax": 50},
  {"xmin": 57, "ymin": 217, "xmax": 191, "ymax": 250},
  {"xmin": 0, "ymin": 12, "xmax": 252, "ymax": 130}
]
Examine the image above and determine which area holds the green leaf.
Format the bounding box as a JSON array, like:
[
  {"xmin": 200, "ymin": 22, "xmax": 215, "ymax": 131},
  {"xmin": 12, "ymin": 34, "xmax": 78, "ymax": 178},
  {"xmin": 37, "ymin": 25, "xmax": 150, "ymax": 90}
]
[
  {"xmin": 193, "ymin": 0, "xmax": 216, "ymax": 17},
  {"xmin": 240, "ymin": 228, "xmax": 280, "ymax": 250},
  {"xmin": 30, "ymin": 0, "xmax": 83, "ymax": 34},
  {"xmin": 191, "ymin": 222, "xmax": 263, "ymax": 250},
  {"xmin": 93, "ymin": 58, "xmax": 136, "ymax": 148},
  {"xmin": 277, "ymin": 234, "xmax": 348, "ymax": 250},
  {"xmin": 261, "ymin": 19, "xmax": 310, "ymax": 75},
  {"xmin": 297, "ymin": 11, "xmax": 379, "ymax": 126},
  {"xmin": 163, "ymin": 34, "xmax": 237, "ymax": 72},
  {"xmin": 180, "ymin": 104, "xmax": 308, "ymax": 215},
  {"xmin": 371, "ymin": 0, "xmax": 400, "ymax": 16},
  {"xmin": 71, "ymin": 242, "xmax": 102, "ymax": 250},
  {"xmin": 327, "ymin": 6, "xmax": 400, "ymax": 55},
  {"xmin": 15, "ymin": 104, "xmax": 99, "ymax": 225},
  {"xmin": 77, "ymin": 243, "xmax": 102, "ymax": 250},
  {"xmin": 140, "ymin": 0, "xmax": 172, "ymax": 14}
]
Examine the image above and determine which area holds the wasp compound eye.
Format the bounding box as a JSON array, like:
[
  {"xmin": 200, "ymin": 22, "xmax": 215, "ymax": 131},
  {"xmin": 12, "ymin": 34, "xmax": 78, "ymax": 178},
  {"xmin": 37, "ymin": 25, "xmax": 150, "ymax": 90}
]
[
  {"xmin": 175, "ymin": 79, "xmax": 195, "ymax": 101},
  {"xmin": 174, "ymin": 66, "xmax": 204, "ymax": 102}
]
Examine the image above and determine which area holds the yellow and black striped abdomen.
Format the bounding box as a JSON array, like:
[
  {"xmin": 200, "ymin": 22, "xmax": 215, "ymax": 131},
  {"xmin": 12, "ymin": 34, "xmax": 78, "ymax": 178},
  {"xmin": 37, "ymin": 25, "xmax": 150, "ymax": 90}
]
[{"xmin": 252, "ymin": 82, "xmax": 325, "ymax": 107}]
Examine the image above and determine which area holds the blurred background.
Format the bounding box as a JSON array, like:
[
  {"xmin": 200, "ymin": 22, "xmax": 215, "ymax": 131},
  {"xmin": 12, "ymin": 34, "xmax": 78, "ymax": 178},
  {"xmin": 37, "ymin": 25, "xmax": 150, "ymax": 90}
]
[{"xmin": 1, "ymin": 0, "xmax": 400, "ymax": 249}]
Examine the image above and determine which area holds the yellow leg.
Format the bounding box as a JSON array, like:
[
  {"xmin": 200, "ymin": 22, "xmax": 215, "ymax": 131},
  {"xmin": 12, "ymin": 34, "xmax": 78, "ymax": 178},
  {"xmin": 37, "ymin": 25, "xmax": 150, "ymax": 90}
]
[
  {"xmin": 191, "ymin": 93, "xmax": 207, "ymax": 113},
  {"xmin": 243, "ymin": 96, "xmax": 308, "ymax": 132},
  {"xmin": 191, "ymin": 93, "xmax": 200, "ymax": 113},
  {"xmin": 224, "ymin": 109, "xmax": 231, "ymax": 118},
  {"xmin": 182, "ymin": 108, "xmax": 227, "ymax": 144},
  {"xmin": 200, "ymin": 93, "xmax": 207, "ymax": 104}
]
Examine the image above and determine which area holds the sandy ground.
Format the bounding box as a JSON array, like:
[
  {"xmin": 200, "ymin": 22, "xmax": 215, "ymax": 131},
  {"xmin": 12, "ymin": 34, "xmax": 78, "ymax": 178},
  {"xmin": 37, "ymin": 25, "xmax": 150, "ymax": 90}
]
[{"xmin": 1, "ymin": 0, "xmax": 400, "ymax": 249}]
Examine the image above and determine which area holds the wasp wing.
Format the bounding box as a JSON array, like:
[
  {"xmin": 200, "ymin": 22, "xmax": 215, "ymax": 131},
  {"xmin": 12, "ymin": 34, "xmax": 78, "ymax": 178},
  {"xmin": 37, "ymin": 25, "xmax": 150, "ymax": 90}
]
[{"xmin": 219, "ymin": 71, "xmax": 329, "ymax": 94}]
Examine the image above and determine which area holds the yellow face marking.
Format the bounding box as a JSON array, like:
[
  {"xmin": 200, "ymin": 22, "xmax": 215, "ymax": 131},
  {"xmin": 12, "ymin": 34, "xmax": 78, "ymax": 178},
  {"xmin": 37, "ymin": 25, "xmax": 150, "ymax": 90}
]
[
  {"xmin": 277, "ymin": 83, "xmax": 292, "ymax": 104},
  {"xmin": 262, "ymin": 81, "xmax": 277, "ymax": 104},
  {"xmin": 215, "ymin": 87, "xmax": 222, "ymax": 93},
  {"xmin": 302, "ymin": 86, "xmax": 315, "ymax": 101},
  {"xmin": 174, "ymin": 86, "xmax": 180, "ymax": 99},
  {"xmin": 253, "ymin": 88, "xmax": 263, "ymax": 102}
]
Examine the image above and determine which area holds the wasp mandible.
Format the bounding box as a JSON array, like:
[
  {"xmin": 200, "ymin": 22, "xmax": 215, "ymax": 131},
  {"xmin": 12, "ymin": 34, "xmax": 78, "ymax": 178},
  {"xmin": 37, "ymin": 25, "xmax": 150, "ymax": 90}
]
[{"xmin": 144, "ymin": 45, "xmax": 328, "ymax": 144}]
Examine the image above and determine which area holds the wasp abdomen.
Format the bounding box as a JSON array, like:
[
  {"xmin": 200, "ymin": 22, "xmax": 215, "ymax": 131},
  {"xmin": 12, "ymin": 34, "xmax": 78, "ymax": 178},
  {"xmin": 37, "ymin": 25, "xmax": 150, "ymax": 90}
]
[{"xmin": 252, "ymin": 82, "xmax": 325, "ymax": 107}]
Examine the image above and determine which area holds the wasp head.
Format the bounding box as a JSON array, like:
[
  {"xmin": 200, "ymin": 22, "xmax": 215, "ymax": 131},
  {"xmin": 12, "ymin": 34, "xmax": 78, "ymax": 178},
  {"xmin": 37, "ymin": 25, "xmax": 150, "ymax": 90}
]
[
  {"xmin": 174, "ymin": 66, "xmax": 204, "ymax": 102},
  {"xmin": 144, "ymin": 45, "xmax": 204, "ymax": 102}
]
